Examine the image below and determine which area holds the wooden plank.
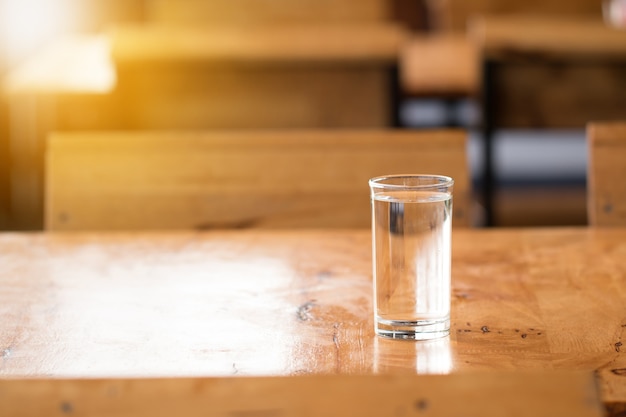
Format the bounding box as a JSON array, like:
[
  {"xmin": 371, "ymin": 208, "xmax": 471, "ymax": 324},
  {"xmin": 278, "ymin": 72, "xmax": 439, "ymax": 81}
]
[
  {"xmin": 113, "ymin": 66, "xmax": 392, "ymax": 129},
  {"xmin": 145, "ymin": 0, "xmax": 393, "ymax": 25},
  {"xmin": 472, "ymin": 16, "xmax": 626, "ymax": 60},
  {"xmin": 109, "ymin": 24, "xmax": 407, "ymax": 65},
  {"xmin": 0, "ymin": 373, "xmax": 603, "ymax": 417},
  {"xmin": 428, "ymin": 0, "xmax": 604, "ymax": 32},
  {"xmin": 587, "ymin": 122, "xmax": 626, "ymax": 226},
  {"xmin": 45, "ymin": 130, "xmax": 471, "ymax": 230}
]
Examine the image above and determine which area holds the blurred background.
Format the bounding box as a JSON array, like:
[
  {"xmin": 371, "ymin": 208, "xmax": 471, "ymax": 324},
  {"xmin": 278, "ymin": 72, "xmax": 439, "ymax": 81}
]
[{"xmin": 0, "ymin": 0, "xmax": 611, "ymax": 230}]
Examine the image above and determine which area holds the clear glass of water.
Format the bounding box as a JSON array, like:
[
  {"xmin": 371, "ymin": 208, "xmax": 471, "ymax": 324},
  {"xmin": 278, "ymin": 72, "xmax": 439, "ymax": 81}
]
[{"xmin": 369, "ymin": 174, "xmax": 453, "ymax": 340}]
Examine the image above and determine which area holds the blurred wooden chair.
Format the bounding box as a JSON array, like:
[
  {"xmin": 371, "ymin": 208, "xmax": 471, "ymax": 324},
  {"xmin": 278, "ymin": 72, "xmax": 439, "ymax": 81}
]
[
  {"xmin": 45, "ymin": 129, "xmax": 471, "ymax": 230},
  {"xmin": 397, "ymin": 2, "xmax": 481, "ymax": 129},
  {"xmin": 401, "ymin": 0, "xmax": 602, "ymax": 122},
  {"xmin": 112, "ymin": 0, "xmax": 408, "ymax": 131},
  {"xmin": 399, "ymin": 35, "xmax": 479, "ymax": 125},
  {"xmin": 401, "ymin": 0, "xmax": 604, "ymax": 127},
  {"xmin": 429, "ymin": 0, "xmax": 617, "ymax": 227},
  {"xmin": 587, "ymin": 122, "xmax": 626, "ymax": 226}
]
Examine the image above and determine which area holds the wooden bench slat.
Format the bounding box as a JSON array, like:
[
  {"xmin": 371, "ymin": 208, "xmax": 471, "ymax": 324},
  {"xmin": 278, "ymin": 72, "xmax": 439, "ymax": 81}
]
[
  {"xmin": 146, "ymin": 0, "xmax": 393, "ymax": 25},
  {"xmin": 45, "ymin": 129, "xmax": 471, "ymax": 230}
]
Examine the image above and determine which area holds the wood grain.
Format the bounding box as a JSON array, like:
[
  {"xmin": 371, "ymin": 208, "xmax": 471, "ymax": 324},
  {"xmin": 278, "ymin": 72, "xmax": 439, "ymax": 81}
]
[
  {"xmin": 0, "ymin": 372, "xmax": 603, "ymax": 417},
  {"xmin": 587, "ymin": 122, "xmax": 626, "ymax": 226},
  {"xmin": 45, "ymin": 129, "xmax": 471, "ymax": 230},
  {"xmin": 0, "ymin": 228, "xmax": 626, "ymax": 413}
]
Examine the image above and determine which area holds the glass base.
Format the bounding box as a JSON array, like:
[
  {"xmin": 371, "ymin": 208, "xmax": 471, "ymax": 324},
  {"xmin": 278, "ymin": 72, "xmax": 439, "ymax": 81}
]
[{"xmin": 375, "ymin": 317, "xmax": 450, "ymax": 341}]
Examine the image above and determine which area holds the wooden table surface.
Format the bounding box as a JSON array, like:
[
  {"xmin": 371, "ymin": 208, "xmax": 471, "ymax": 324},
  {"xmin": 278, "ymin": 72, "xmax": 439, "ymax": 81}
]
[{"xmin": 1, "ymin": 228, "xmax": 625, "ymax": 412}]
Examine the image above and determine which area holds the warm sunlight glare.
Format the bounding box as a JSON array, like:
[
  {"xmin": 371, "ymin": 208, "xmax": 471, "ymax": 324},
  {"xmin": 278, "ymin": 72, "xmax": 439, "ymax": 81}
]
[{"xmin": 1, "ymin": 0, "xmax": 76, "ymax": 64}]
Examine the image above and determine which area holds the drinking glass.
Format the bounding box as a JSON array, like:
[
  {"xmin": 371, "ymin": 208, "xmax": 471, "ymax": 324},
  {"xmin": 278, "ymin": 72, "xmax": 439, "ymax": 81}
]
[{"xmin": 369, "ymin": 174, "xmax": 453, "ymax": 340}]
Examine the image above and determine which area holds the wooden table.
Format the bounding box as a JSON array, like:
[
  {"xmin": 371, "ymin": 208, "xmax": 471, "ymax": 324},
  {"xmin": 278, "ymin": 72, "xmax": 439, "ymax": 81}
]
[
  {"xmin": 470, "ymin": 16, "xmax": 626, "ymax": 226},
  {"xmin": 1, "ymin": 228, "xmax": 625, "ymax": 414}
]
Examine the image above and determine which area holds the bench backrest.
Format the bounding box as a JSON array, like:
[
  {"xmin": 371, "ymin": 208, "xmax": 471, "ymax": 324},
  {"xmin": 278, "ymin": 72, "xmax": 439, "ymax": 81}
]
[{"xmin": 45, "ymin": 129, "xmax": 471, "ymax": 230}]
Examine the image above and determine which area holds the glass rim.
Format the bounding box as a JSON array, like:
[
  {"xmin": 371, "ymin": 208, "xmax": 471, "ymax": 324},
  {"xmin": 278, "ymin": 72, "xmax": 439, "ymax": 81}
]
[{"xmin": 368, "ymin": 174, "xmax": 454, "ymax": 190}]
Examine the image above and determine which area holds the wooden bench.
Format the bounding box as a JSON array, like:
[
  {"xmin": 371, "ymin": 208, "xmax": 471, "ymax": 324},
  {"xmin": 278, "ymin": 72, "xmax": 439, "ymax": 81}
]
[
  {"xmin": 404, "ymin": 0, "xmax": 602, "ymax": 99},
  {"xmin": 45, "ymin": 129, "xmax": 471, "ymax": 230},
  {"xmin": 145, "ymin": 0, "xmax": 394, "ymax": 25},
  {"xmin": 587, "ymin": 122, "xmax": 626, "ymax": 226},
  {"xmin": 3, "ymin": 0, "xmax": 410, "ymax": 230},
  {"xmin": 108, "ymin": 23, "xmax": 406, "ymax": 130},
  {"xmin": 147, "ymin": 0, "xmax": 473, "ymax": 108},
  {"xmin": 111, "ymin": 0, "xmax": 407, "ymax": 130},
  {"xmin": 399, "ymin": 0, "xmax": 603, "ymax": 109}
]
